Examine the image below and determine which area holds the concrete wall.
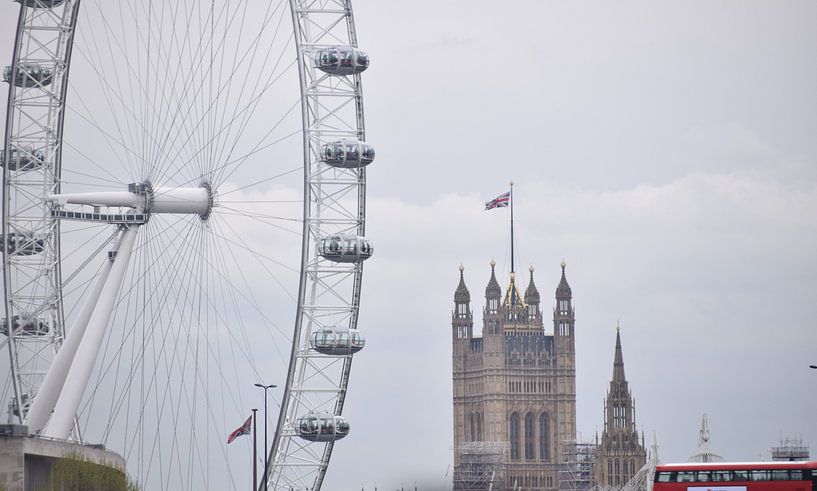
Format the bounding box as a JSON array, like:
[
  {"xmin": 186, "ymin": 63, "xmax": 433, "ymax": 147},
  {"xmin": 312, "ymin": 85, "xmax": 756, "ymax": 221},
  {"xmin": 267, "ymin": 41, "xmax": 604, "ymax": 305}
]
[{"xmin": 0, "ymin": 425, "xmax": 126, "ymax": 491}]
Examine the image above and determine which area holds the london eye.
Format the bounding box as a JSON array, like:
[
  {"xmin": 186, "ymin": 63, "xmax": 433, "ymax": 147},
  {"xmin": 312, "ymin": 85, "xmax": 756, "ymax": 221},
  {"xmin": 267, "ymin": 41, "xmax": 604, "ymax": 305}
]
[{"xmin": 1, "ymin": 0, "xmax": 372, "ymax": 489}]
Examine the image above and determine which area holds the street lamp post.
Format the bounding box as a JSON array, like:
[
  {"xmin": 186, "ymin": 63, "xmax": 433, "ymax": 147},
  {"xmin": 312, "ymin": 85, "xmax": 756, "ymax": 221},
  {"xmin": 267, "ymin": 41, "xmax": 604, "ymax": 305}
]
[
  {"xmin": 252, "ymin": 408, "xmax": 258, "ymax": 491},
  {"xmin": 254, "ymin": 383, "xmax": 276, "ymax": 491}
]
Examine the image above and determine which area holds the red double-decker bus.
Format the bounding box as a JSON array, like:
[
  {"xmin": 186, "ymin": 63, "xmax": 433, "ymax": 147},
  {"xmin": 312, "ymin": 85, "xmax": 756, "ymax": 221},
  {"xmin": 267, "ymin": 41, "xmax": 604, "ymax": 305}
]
[{"xmin": 654, "ymin": 461, "xmax": 817, "ymax": 491}]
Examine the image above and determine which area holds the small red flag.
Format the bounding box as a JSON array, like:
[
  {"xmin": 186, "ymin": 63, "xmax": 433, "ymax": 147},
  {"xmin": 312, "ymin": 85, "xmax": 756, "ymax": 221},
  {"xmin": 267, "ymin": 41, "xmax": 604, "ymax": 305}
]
[{"xmin": 227, "ymin": 415, "xmax": 252, "ymax": 444}]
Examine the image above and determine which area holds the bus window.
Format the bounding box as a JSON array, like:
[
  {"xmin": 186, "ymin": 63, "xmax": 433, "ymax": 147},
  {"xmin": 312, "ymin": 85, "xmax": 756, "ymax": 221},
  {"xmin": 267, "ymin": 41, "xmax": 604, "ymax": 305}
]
[
  {"xmin": 771, "ymin": 470, "xmax": 789, "ymax": 480},
  {"xmin": 696, "ymin": 471, "xmax": 711, "ymax": 481},
  {"xmin": 656, "ymin": 472, "xmax": 674, "ymax": 482},
  {"xmin": 677, "ymin": 472, "xmax": 695, "ymax": 483},
  {"xmin": 790, "ymin": 470, "xmax": 803, "ymax": 480},
  {"xmin": 750, "ymin": 470, "xmax": 770, "ymax": 481},
  {"xmin": 712, "ymin": 470, "xmax": 733, "ymax": 481},
  {"xmin": 733, "ymin": 470, "xmax": 749, "ymax": 481},
  {"xmin": 656, "ymin": 472, "xmax": 673, "ymax": 482}
]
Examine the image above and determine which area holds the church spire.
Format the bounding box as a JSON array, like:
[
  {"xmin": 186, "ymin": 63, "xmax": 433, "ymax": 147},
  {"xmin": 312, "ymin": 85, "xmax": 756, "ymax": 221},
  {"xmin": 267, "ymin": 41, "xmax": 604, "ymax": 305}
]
[
  {"xmin": 603, "ymin": 326, "xmax": 635, "ymax": 432},
  {"xmin": 595, "ymin": 327, "xmax": 646, "ymax": 487},
  {"xmin": 613, "ymin": 322, "xmax": 626, "ymax": 383}
]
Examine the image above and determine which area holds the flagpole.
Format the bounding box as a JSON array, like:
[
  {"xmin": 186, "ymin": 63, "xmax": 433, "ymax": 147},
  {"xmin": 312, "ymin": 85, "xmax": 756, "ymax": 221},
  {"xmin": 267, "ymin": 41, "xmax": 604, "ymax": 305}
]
[
  {"xmin": 255, "ymin": 383, "xmax": 276, "ymax": 491},
  {"xmin": 509, "ymin": 181, "xmax": 514, "ymax": 275},
  {"xmin": 252, "ymin": 408, "xmax": 258, "ymax": 491}
]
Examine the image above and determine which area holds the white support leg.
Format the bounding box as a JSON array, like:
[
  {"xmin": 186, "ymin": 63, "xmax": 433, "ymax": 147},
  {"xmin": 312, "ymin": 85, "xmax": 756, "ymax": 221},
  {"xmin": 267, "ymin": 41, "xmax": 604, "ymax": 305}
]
[
  {"xmin": 26, "ymin": 241, "xmax": 117, "ymax": 435},
  {"xmin": 43, "ymin": 226, "xmax": 139, "ymax": 439}
]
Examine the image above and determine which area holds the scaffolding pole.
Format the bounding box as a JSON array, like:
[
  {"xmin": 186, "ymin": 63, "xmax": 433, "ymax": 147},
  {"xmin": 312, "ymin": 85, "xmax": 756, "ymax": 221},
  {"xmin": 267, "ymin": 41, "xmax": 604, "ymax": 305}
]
[
  {"xmin": 454, "ymin": 442, "xmax": 510, "ymax": 491},
  {"xmin": 559, "ymin": 440, "xmax": 596, "ymax": 491}
]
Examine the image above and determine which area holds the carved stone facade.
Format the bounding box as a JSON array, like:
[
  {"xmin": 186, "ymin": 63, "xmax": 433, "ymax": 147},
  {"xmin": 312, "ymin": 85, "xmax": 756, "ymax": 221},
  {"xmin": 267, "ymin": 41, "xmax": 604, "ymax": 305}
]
[
  {"xmin": 452, "ymin": 262, "xmax": 576, "ymax": 491},
  {"xmin": 593, "ymin": 329, "xmax": 646, "ymax": 489}
]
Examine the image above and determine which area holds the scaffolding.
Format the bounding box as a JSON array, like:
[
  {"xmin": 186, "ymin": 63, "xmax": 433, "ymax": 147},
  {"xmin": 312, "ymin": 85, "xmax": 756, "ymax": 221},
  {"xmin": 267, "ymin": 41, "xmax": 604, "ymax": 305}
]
[
  {"xmin": 559, "ymin": 441, "xmax": 596, "ymax": 491},
  {"xmin": 770, "ymin": 436, "xmax": 810, "ymax": 461},
  {"xmin": 453, "ymin": 442, "xmax": 509, "ymax": 491}
]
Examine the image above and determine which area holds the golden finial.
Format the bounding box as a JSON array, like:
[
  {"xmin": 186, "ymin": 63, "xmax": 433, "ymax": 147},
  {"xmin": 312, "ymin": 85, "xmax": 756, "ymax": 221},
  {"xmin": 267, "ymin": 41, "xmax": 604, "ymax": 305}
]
[
  {"xmin": 529, "ymin": 264, "xmax": 534, "ymax": 273},
  {"xmin": 459, "ymin": 263, "xmax": 464, "ymax": 272},
  {"xmin": 490, "ymin": 259, "xmax": 496, "ymax": 268},
  {"xmin": 509, "ymin": 180, "xmax": 514, "ymax": 187},
  {"xmin": 616, "ymin": 319, "xmax": 620, "ymax": 332},
  {"xmin": 561, "ymin": 259, "xmax": 566, "ymax": 269}
]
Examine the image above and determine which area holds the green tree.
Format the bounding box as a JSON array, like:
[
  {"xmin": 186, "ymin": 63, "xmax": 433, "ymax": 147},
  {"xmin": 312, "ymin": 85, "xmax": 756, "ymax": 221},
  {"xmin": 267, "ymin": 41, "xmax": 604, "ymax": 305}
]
[{"xmin": 43, "ymin": 453, "xmax": 138, "ymax": 491}]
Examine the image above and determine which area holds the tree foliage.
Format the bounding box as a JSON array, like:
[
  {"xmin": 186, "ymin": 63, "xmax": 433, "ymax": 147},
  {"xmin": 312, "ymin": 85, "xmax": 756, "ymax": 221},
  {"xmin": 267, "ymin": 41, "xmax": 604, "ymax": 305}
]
[{"xmin": 43, "ymin": 453, "xmax": 139, "ymax": 491}]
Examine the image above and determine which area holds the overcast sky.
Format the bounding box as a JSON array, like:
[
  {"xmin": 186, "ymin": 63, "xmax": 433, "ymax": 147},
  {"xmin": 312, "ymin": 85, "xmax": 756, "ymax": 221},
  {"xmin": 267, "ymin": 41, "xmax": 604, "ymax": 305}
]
[
  {"xmin": 337, "ymin": 1, "xmax": 817, "ymax": 488},
  {"xmin": 2, "ymin": 1, "xmax": 816, "ymax": 490}
]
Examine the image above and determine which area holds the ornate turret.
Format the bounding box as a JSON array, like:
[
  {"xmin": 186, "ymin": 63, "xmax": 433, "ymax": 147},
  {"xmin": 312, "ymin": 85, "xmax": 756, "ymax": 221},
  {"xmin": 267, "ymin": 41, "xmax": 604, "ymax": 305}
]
[
  {"xmin": 524, "ymin": 265, "xmax": 541, "ymax": 324},
  {"xmin": 485, "ymin": 260, "xmax": 501, "ymax": 315},
  {"xmin": 556, "ymin": 260, "xmax": 572, "ymax": 300},
  {"xmin": 485, "ymin": 260, "xmax": 501, "ymax": 299},
  {"xmin": 554, "ymin": 261, "xmax": 574, "ymax": 338},
  {"xmin": 452, "ymin": 265, "xmax": 473, "ymax": 341},
  {"xmin": 524, "ymin": 265, "xmax": 540, "ymax": 305},
  {"xmin": 455, "ymin": 264, "xmax": 471, "ymax": 305},
  {"xmin": 482, "ymin": 260, "xmax": 502, "ymax": 336}
]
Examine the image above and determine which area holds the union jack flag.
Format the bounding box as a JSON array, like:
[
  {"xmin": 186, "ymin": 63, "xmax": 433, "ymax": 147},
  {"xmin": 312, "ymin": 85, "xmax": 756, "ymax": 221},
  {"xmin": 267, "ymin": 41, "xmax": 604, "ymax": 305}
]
[
  {"xmin": 484, "ymin": 191, "xmax": 510, "ymax": 210},
  {"xmin": 227, "ymin": 414, "xmax": 252, "ymax": 444}
]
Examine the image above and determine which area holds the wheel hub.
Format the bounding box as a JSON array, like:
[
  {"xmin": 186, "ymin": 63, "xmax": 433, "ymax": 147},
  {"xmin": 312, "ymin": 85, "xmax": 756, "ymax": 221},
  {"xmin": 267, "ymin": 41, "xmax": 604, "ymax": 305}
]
[{"xmin": 48, "ymin": 181, "xmax": 215, "ymax": 221}]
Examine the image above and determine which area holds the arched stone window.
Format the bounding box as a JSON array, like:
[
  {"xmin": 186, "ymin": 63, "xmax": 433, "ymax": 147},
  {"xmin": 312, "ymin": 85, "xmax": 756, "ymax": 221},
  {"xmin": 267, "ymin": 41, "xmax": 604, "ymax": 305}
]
[
  {"xmin": 524, "ymin": 412, "xmax": 534, "ymax": 460},
  {"xmin": 539, "ymin": 413, "xmax": 550, "ymax": 460},
  {"xmin": 509, "ymin": 413, "xmax": 520, "ymax": 460}
]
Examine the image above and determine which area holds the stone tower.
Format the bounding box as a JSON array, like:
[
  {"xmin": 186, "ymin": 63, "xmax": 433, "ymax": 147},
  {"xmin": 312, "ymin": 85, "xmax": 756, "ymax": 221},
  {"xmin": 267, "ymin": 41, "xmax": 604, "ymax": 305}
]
[
  {"xmin": 452, "ymin": 262, "xmax": 577, "ymax": 491},
  {"xmin": 594, "ymin": 328, "xmax": 646, "ymax": 489}
]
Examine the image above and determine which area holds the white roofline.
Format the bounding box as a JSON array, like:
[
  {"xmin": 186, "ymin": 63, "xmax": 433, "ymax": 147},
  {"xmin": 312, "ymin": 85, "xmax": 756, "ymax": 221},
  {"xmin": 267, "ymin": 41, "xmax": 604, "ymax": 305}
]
[{"xmin": 659, "ymin": 461, "xmax": 816, "ymax": 468}]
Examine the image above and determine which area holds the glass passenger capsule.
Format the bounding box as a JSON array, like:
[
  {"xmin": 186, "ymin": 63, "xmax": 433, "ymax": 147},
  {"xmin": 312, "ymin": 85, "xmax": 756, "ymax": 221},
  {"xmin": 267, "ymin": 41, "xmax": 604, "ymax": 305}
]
[
  {"xmin": 0, "ymin": 232, "xmax": 45, "ymax": 256},
  {"xmin": 0, "ymin": 315, "xmax": 49, "ymax": 337},
  {"xmin": 310, "ymin": 326, "xmax": 365, "ymax": 355},
  {"xmin": 295, "ymin": 411, "xmax": 350, "ymax": 442},
  {"xmin": 314, "ymin": 47, "xmax": 369, "ymax": 76},
  {"xmin": 318, "ymin": 235, "xmax": 373, "ymax": 263},
  {"xmin": 14, "ymin": 0, "xmax": 67, "ymax": 7},
  {"xmin": 0, "ymin": 146, "xmax": 45, "ymax": 171},
  {"xmin": 3, "ymin": 63, "xmax": 54, "ymax": 88},
  {"xmin": 321, "ymin": 139, "xmax": 375, "ymax": 169}
]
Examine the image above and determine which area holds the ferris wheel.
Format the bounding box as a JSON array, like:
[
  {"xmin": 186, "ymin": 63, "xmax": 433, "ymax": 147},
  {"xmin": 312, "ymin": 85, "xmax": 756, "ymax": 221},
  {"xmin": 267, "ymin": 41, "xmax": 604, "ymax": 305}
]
[{"xmin": 1, "ymin": 0, "xmax": 372, "ymax": 489}]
